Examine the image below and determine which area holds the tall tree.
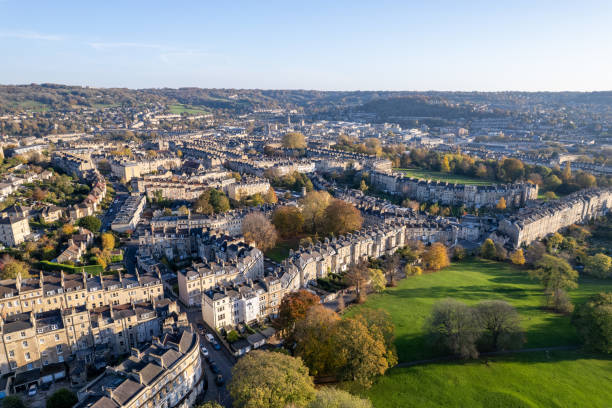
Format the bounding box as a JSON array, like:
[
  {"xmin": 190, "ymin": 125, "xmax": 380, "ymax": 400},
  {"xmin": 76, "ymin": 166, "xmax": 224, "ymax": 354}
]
[
  {"xmin": 272, "ymin": 206, "xmax": 304, "ymax": 238},
  {"xmin": 101, "ymin": 232, "xmax": 115, "ymax": 251},
  {"xmin": 229, "ymin": 350, "xmax": 316, "ymax": 408},
  {"xmin": 282, "ymin": 132, "xmax": 307, "ymax": 149},
  {"xmin": 294, "ymin": 305, "xmax": 341, "ymax": 377},
  {"xmin": 480, "ymin": 238, "xmax": 497, "ymax": 260},
  {"xmin": 422, "ymin": 242, "xmax": 450, "ymax": 271},
  {"xmin": 496, "ymin": 197, "xmax": 507, "ymax": 211},
  {"xmin": 276, "ymin": 290, "xmax": 320, "ymax": 337},
  {"xmin": 300, "ymin": 191, "xmax": 333, "ymax": 233},
  {"xmin": 241, "ymin": 212, "xmax": 278, "ymax": 251},
  {"xmin": 572, "ymin": 292, "xmax": 612, "ymax": 354},
  {"xmin": 308, "ymin": 388, "xmax": 372, "ymax": 408},
  {"xmin": 510, "ymin": 249, "xmax": 526, "ymax": 266},
  {"xmin": 584, "ymin": 253, "xmax": 612, "ymax": 279},
  {"xmin": 384, "ymin": 253, "xmax": 400, "ymax": 287},
  {"xmin": 323, "ymin": 200, "xmax": 363, "ymax": 236},
  {"xmin": 1, "ymin": 256, "xmax": 30, "ymax": 279},
  {"xmin": 345, "ymin": 260, "xmax": 370, "ymax": 302},
  {"xmin": 476, "ymin": 300, "xmax": 525, "ymax": 351},
  {"xmin": 530, "ymin": 254, "xmax": 578, "ymax": 312},
  {"xmin": 425, "ymin": 299, "xmax": 482, "ymax": 359}
]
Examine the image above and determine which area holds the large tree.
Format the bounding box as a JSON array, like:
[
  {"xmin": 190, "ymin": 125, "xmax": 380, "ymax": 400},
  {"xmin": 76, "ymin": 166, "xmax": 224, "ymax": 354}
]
[
  {"xmin": 476, "ymin": 300, "xmax": 525, "ymax": 351},
  {"xmin": 101, "ymin": 232, "xmax": 115, "ymax": 251},
  {"xmin": 344, "ymin": 260, "xmax": 370, "ymax": 302},
  {"xmin": 241, "ymin": 212, "xmax": 278, "ymax": 251},
  {"xmin": 425, "ymin": 299, "xmax": 482, "ymax": 359},
  {"xmin": 46, "ymin": 388, "xmax": 78, "ymax": 408},
  {"xmin": 276, "ymin": 290, "xmax": 320, "ymax": 337},
  {"xmin": 530, "ymin": 254, "xmax": 578, "ymax": 312},
  {"xmin": 300, "ymin": 191, "xmax": 333, "ymax": 233},
  {"xmin": 422, "ymin": 242, "xmax": 450, "ymax": 271},
  {"xmin": 2, "ymin": 396, "xmax": 26, "ymax": 408},
  {"xmin": 572, "ymin": 292, "xmax": 612, "ymax": 354},
  {"xmin": 334, "ymin": 317, "xmax": 389, "ymax": 387},
  {"xmin": 77, "ymin": 215, "xmax": 101, "ymax": 232},
  {"xmin": 323, "ymin": 199, "xmax": 363, "ymax": 236},
  {"xmin": 272, "ymin": 206, "xmax": 304, "ymax": 238},
  {"xmin": 294, "ymin": 305, "xmax": 341, "ymax": 377},
  {"xmin": 282, "ymin": 132, "xmax": 307, "ymax": 149},
  {"xmin": 479, "ymin": 238, "xmax": 497, "ymax": 260},
  {"xmin": 353, "ymin": 308, "xmax": 398, "ymax": 368},
  {"xmin": 1, "ymin": 256, "xmax": 30, "ymax": 279},
  {"xmin": 584, "ymin": 253, "xmax": 612, "ymax": 279},
  {"xmin": 229, "ymin": 350, "xmax": 316, "ymax": 408}
]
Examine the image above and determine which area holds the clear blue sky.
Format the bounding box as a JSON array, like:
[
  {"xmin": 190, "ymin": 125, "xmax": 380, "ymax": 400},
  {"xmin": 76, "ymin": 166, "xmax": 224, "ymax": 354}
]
[{"xmin": 1, "ymin": 0, "xmax": 611, "ymax": 91}]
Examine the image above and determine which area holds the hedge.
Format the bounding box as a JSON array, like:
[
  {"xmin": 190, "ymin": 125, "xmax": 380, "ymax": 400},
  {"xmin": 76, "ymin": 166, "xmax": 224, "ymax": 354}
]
[{"xmin": 39, "ymin": 261, "xmax": 104, "ymax": 275}]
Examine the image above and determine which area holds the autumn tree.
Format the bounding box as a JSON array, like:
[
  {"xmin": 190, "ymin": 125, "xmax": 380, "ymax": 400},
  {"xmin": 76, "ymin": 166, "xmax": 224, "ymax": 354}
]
[
  {"xmin": 300, "ymin": 191, "xmax": 333, "ymax": 233},
  {"xmin": 496, "ymin": 197, "xmax": 507, "ymax": 211},
  {"xmin": 61, "ymin": 224, "xmax": 74, "ymax": 236},
  {"xmin": 272, "ymin": 206, "xmax": 304, "ymax": 238},
  {"xmin": 440, "ymin": 155, "xmax": 451, "ymax": 173},
  {"xmin": 510, "ymin": 249, "xmax": 526, "ymax": 266},
  {"xmin": 308, "ymin": 388, "xmax": 372, "ymax": 408},
  {"xmin": 276, "ymin": 290, "xmax": 320, "ymax": 337},
  {"xmin": 530, "ymin": 254, "xmax": 578, "ymax": 312},
  {"xmin": 571, "ymin": 292, "xmax": 612, "ymax": 353},
  {"xmin": 241, "ymin": 212, "xmax": 278, "ymax": 251},
  {"xmin": 282, "ymin": 132, "xmax": 307, "ymax": 149},
  {"xmin": 546, "ymin": 232, "xmax": 564, "ymax": 253},
  {"xmin": 229, "ymin": 350, "xmax": 316, "ymax": 408},
  {"xmin": 294, "ymin": 305, "xmax": 341, "ymax": 377},
  {"xmin": 425, "ymin": 299, "xmax": 482, "ymax": 359},
  {"xmin": 575, "ymin": 172, "xmax": 596, "ymax": 189},
  {"xmin": 401, "ymin": 199, "xmax": 420, "ymax": 211},
  {"xmin": 1, "ymin": 257, "xmax": 30, "ymax": 279},
  {"xmin": 422, "ymin": 242, "xmax": 450, "ymax": 271},
  {"xmin": 384, "ymin": 253, "xmax": 400, "ymax": 286},
  {"xmin": 345, "ymin": 261, "xmax": 370, "ymax": 302},
  {"xmin": 264, "ymin": 188, "xmax": 278, "ymax": 204},
  {"xmin": 525, "ymin": 241, "xmax": 546, "ymax": 266},
  {"xmin": 323, "ymin": 200, "xmax": 363, "ymax": 236},
  {"xmin": 561, "ymin": 161, "xmax": 572, "ymax": 182},
  {"xmin": 480, "ymin": 238, "xmax": 497, "ymax": 260},
  {"xmin": 101, "ymin": 232, "xmax": 115, "ymax": 251},
  {"xmin": 475, "ymin": 300, "xmax": 525, "ymax": 351},
  {"xmin": 334, "ymin": 318, "xmax": 389, "ymax": 387},
  {"xmin": 353, "ymin": 308, "xmax": 398, "ymax": 368}
]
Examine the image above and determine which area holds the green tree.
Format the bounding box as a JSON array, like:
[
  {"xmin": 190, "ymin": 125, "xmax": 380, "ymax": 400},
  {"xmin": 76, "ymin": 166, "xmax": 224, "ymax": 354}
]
[
  {"xmin": 300, "ymin": 191, "xmax": 333, "ymax": 233},
  {"xmin": 77, "ymin": 215, "xmax": 101, "ymax": 232},
  {"xmin": 2, "ymin": 396, "xmax": 26, "ymax": 408},
  {"xmin": 584, "ymin": 253, "xmax": 612, "ymax": 279},
  {"xmin": 308, "ymin": 388, "xmax": 372, "ymax": 408},
  {"xmin": 46, "ymin": 388, "xmax": 78, "ymax": 408},
  {"xmin": 229, "ymin": 350, "xmax": 316, "ymax": 408},
  {"xmin": 571, "ymin": 292, "xmax": 612, "ymax": 353},
  {"xmin": 368, "ymin": 268, "xmax": 386, "ymax": 293},
  {"xmin": 1, "ymin": 257, "xmax": 30, "ymax": 279},
  {"xmin": 530, "ymin": 254, "xmax": 578, "ymax": 312},
  {"xmin": 480, "ymin": 238, "xmax": 497, "ymax": 260}
]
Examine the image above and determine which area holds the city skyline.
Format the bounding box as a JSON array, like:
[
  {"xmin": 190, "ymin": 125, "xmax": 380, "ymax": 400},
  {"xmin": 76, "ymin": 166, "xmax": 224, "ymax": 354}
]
[{"xmin": 1, "ymin": 0, "xmax": 612, "ymax": 91}]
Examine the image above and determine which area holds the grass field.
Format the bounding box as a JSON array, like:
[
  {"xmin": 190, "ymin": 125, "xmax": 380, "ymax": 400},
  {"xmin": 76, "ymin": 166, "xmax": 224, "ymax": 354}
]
[
  {"xmin": 347, "ymin": 259, "xmax": 612, "ymax": 407},
  {"xmin": 394, "ymin": 168, "xmax": 493, "ymax": 185},
  {"xmin": 168, "ymin": 103, "xmax": 210, "ymax": 115},
  {"xmin": 347, "ymin": 259, "xmax": 612, "ymax": 363},
  {"xmin": 366, "ymin": 350, "xmax": 612, "ymax": 408}
]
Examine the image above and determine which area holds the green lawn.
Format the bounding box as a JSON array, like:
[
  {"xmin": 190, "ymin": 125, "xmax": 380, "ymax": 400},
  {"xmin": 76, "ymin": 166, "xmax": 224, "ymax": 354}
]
[
  {"xmin": 347, "ymin": 259, "xmax": 612, "ymax": 363},
  {"xmin": 394, "ymin": 168, "xmax": 493, "ymax": 185},
  {"xmin": 168, "ymin": 103, "xmax": 210, "ymax": 115},
  {"xmin": 366, "ymin": 350, "xmax": 612, "ymax": 408}
]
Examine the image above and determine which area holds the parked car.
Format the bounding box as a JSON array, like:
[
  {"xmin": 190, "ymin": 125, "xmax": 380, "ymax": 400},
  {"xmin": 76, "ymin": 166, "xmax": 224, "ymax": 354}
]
[
  {"xmin": 201, "ymin": 346, "xmax": 209, "ymax": 357},
  {"xmin": 41, "ymin": 382, "xmax": 51, "ymax": 391},
  {"xmin": 197, "ymin": 324, "xmax": 204, "ymax": 333},
  {"xmin": 205, "ymin": 333, "xmax": 215, "ymax": 343},
  {"xmin": 27, "ymin": 384, "xmax": 37, "ymax": 396},
  {"xmin": 210, "ymin": 362, "xmax": 220, "ymax": 374},
  {"xmin": 215, "ymin": 374, "xmax": 225, "ymax": 386},
  {"xmin": 212, "ymin": 340, "xmax": 221, "ymax": 350}
]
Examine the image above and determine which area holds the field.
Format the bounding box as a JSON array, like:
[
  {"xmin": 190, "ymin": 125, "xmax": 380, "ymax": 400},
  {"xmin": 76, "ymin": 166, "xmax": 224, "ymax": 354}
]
[
  {"xmin": 346, "ymin": 259, "xmax": 612, "ymax": 407},
  {"xmin": 394, "ymin": 168, "xmax": 493, "ymax": 185},
  {"xmin": 366, "ymin": 350, "xmax": 612, "ymax": 408},
  {"xmin": 348, "ymin": 259, "xmax": 611, "ymax": 362},
  {"xmin": 168, "ymin": 103, "xmax": 211, "ymax": 115}
]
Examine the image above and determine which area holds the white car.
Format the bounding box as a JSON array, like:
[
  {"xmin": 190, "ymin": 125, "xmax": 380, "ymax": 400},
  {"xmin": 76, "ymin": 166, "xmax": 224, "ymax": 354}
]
[
  {"xmin": 205, "ymin": 333, "xmax": 215, "ymax": 343},
  {"xmin": 28, "ymin": 384, "xmax": 37, "ymax": 396},
  {"xmin": 201, "ymin": 346, "xmax": 209, "ymax": 357}
]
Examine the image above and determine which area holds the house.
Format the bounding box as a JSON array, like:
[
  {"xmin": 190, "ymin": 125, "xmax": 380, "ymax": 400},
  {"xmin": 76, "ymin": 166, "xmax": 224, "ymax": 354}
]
[{"xmin": 40, "ymin": 206, "xmax": 64, "ymax": 223}]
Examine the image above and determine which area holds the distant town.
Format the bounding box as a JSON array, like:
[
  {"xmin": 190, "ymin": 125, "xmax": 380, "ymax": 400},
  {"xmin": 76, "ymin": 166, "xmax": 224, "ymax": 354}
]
[{"xmin": 0, "ymin": 85, "xmax": 610, "ymax": 408}]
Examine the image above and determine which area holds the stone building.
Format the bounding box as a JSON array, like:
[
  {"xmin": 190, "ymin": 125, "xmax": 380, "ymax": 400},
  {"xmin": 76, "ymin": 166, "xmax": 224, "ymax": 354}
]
[
  {"xmin": 76, "ymin": 329, "xmax": 203, "ymax": 408},
  {"xmin": 0, "ymin": 216, "xmax": 30, "ymax": 247},
  {"xmin": 369, "ymin": 171, "xmax": 538, "ymax": 208},
  {"xmin": 497, "ymin": 188, "xmax": 612, "ymax": 248}
]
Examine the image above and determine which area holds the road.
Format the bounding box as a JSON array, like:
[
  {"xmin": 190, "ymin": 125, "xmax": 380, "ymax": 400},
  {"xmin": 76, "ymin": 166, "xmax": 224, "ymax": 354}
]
[
  {"xmin": 187, "ymin": 307, "xmax": 235, "ymax": 406},
  {"xmin": 101, "ymin": 190, "xmax": 128, "ymax": 232}
]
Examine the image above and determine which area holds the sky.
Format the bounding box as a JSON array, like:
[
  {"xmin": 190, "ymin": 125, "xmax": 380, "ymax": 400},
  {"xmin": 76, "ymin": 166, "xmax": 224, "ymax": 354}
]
[{"xmin": 1, "ymin": 0, "xmax": 612, "ymax": 91}]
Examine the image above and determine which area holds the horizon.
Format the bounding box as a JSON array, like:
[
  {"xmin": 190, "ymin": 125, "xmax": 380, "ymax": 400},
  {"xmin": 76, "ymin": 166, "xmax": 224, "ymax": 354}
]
[{"xmin": 2, "ymin": 1, "xmax": 612, "ymax": 91}]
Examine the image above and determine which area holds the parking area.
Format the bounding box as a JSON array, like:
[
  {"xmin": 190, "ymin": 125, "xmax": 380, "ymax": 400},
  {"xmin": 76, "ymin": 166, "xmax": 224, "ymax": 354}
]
[{"xmin": 21, "ymin": 380, "xmax": 76, "ymax": 408}]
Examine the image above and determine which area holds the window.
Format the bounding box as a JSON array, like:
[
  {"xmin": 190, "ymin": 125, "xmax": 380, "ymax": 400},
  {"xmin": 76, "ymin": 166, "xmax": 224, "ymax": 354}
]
[
  {"xmin": 22, "ymin": 341, "xmax": 28, "ymax": 347},
  {"xmin": 25, "ymin": 352, "xmax": 31, "ymax": 361},
  {"xmin": 20, "ymin": 331, "xmax": 26, "ymax": 338},
  {"xmin": 8, "ymin": 350, "xmax": 14, "ymax": 357},
  {"xmin": 56, "ymin": 345, "xmax": 62, "ymax": 353},
  {"xmin": 54, "ymin": 334, "xmax": 60, "ymax": 341},
  {"xmin": 39, "ymin": 338, "xmax": 44, "ymax": 344}
]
